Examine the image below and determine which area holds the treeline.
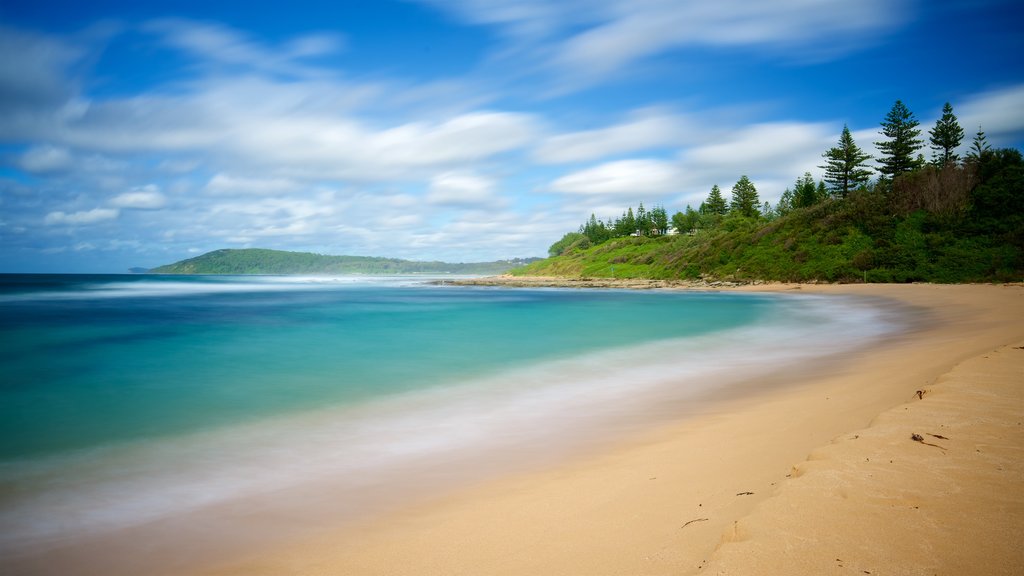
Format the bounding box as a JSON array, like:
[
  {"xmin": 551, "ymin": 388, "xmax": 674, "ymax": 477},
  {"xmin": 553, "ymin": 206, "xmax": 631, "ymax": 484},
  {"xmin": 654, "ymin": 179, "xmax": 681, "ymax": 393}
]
[
  {"xmin": 535, "ymin": 100, "xmax": 1023, "ymax": 283},
  {"xmin": 549, "ymin": 203, "xmax": 669, "ymax": 256}
]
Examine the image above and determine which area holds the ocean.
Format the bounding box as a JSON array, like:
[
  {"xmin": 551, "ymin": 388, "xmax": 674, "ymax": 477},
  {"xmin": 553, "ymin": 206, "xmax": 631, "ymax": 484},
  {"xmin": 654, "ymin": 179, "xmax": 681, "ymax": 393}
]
[{"xmin": 0, "ymin": 274, "xmax": 905, "ymax": 573}]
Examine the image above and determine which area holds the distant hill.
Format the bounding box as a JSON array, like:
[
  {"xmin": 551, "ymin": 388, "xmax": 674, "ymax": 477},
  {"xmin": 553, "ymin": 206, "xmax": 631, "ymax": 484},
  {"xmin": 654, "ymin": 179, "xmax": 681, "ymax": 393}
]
[{"xmin": 149, "ymin": 248, "xmax": 539, "ymax": 275}]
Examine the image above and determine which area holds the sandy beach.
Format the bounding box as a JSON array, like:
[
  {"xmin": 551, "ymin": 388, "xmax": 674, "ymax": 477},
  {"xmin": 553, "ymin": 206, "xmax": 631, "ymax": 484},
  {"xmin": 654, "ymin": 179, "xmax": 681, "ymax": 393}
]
[{"xmin": 200, "ymin": 283, "xmax": 1023, "ymax": 575}]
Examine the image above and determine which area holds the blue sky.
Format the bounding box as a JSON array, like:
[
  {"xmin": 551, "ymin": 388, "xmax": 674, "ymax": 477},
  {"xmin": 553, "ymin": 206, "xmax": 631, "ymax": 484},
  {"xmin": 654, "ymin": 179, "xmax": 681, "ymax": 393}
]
[{"xmin": 1, "ymin": 0, "xmax": 1022, "ymax": 272}]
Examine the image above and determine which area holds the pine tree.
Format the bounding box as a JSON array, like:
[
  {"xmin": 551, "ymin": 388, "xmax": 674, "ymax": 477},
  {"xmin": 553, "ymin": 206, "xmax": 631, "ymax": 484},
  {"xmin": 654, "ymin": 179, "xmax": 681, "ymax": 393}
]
[
  {"xmin": 703, "ymin": 184, "xmax": 728, "ymax": 216},
  {"xmin": 617, "ymin": 207, "xmax": 636, "ymax": 236},
  {"xmin": 730, "ymin": 175, "xmax": 760, "ymax": 218},
  {"xmin": 820, "ymin": 125, "xmax": 873, "ymax": 197},
  {"xmin": 635, "ymin": 202, "xmax": 652, "ymax": 236},
  {"xmin": 650, "ymin": 205, "xmax": 668, "ymax": 235},
  {"xmin": 965, "ymin": 126, "xmax": 991, "ymax": 162},
  {"xmin": 775, "ymin": 188, "xmax": 794, "ymax": 217},
  {"xmin": 793, "ymin": 172, "xmax": 819, "ymax": 208},
  {"xmin": 929, "ymin": 102, "xmax": 964, "ymax": 166},
  {"xmin": 875, "ymin": 100, "xmax": 924, "ymax": 178},
  {"xmin": 581, "ymin": 213, "xmax": 611, "ymax": 244}
]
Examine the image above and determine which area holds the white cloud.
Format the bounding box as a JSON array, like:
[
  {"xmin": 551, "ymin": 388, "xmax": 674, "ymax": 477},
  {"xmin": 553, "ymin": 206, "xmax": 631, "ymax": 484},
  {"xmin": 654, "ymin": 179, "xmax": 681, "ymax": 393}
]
[
  {"xmin": 143, "ymin": 19, "xmax": 345, "ymax": 76},
  {"xmin": 411, "ymin": 0, "xmax": 582, "ymax": 41},
  {"xmin": 417, "ymin": 0, "xmax": 910, "ymax": 89},
  {"xmin": 110, "ymin": 185, "xmax": 167, "ymax": 209},
  {"xmin": 44, "ymin": 208, "xmax": 120, "ymax": 226},
  {"xmin": 535, "ymin": 108, "xmax": 692, "ymax": 164},
  {"xmin": 427, "ymin": 171, "xmax": 497, "ymax": 206},
  {"xmin": 678, "ymin": 121, "xmax": 834, "ymax": 194},
  {"xmin": 686, "ymin": 122, "xmax": 832, "ymax": 171},
  {"xmin": 549, "ymin": 158, "xmax": 683, "ymax": 196},
  {"xmin": 18, "ymin": 145, "xmax": 73, "ymax": 173},
  {"xmin": 957, "ymin": 84, "xmax": 1024, "ymax": 146},
  {"xmin": 205, "ymin": 173, "xmax": 301, "ymax": 195}
]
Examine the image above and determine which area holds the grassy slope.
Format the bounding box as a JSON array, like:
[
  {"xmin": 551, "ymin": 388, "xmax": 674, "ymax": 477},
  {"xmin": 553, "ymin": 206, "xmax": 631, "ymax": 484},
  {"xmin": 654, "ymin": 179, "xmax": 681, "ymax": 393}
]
[{"xmin": 516, "ymin": 191, "xmax": 1021, "ymax": 283}]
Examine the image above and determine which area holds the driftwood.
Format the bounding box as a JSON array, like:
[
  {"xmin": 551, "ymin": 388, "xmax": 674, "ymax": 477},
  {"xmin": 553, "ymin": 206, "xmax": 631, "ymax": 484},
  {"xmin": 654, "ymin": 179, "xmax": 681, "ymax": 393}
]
[
  {"xmin": 681, "ymin": 518, "xmax": 709, "ymax": 528},
  {"xmin": 736, "ymin": 491, "xmax": 755, "ymax": 496},
  {"xmin": 911, "ymin": 433, "xmax": 947, "ymax": 450}
]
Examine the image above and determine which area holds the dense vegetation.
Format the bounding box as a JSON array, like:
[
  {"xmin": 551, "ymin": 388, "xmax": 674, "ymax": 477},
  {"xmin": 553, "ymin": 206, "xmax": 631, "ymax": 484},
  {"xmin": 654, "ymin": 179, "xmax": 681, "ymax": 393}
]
[
  {"xmin": 525, "ymin": 101, "xmax": 1022, "ymax": 283},
  {"xmin": 150, "ymin": 248, "xmax": 537, "ymax": 275}
]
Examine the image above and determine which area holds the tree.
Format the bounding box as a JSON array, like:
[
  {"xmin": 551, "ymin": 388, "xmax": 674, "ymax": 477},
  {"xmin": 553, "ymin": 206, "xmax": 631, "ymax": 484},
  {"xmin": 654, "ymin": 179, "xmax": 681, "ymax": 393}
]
[
  {"xmin": 965, "ymin": 126, "xmax": 991, "ymax": 163},
  {"xmin": 615, "ymin": 207, "xmax": 637, "ymax": 237},
  {"xmin": 730, "ymin": 175, "xmax": 760, "ymax": 218},
  {"xmin": 548, "ymin": 232, "xmax": 586, "ymax": 257},
  {"xmin": 820, "ymin": 125, "xmax": 873, "ymax": 197},
  {"xmin": 581, "ymin": 213, "xmax": 611, "ymax": 244},
  {"xmin": 635, "ymin": 202, "xmax": 652, "ymax": 236},
  {"xmin": 929, "ymin": 102, "xmax": 964, "ymax": 166},
  {"xmin": 876, "ymin": 100, "xmax": 924, "ymax": 178},
  {"xmin": 702, "ymin": 184, "xmax": 728, "ymax": 216},
  {"xmin": 671, "ymin": 211, "xmax": 687, "ymax": 235},
  {"xmin": 775, "ymin": 188, "xmax": 795, "ymax": 217},
  {"xmin": 650, "ymin": 205, "xmax": 669, "ymax": 235},
  {"xmin": 793, "ymin": 172, "xmax": 820, "ymax": 208}
]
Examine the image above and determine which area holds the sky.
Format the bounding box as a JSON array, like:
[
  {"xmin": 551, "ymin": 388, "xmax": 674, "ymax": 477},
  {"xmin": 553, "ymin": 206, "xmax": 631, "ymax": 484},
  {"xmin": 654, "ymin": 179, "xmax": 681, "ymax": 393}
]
[{"xmin": 1, "ymin": 0, "xmax": 1023, "ymax": 272}]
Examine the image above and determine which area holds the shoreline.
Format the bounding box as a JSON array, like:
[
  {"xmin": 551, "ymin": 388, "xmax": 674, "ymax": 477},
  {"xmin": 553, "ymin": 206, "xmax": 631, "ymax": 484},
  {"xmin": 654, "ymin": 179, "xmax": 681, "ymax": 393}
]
[
  {"xmin": 432, "ymin": 274, "xmax": 759, "ymax": 289},
  {"xmin": 198, "ymin": 282, "xmax": 1024, "ymax": 575}
]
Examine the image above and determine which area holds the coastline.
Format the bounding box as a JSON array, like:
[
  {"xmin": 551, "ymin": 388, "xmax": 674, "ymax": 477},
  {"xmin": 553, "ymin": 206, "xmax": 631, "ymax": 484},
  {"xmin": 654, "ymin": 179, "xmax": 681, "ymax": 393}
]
[{"xmin": 200, "ymin": 282, "xmax": 1023, "ymax": 574}]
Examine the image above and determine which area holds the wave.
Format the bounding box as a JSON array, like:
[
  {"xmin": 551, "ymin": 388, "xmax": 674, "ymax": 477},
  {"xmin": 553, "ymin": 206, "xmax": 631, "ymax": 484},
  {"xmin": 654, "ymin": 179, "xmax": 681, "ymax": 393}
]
[{"xmin": 0, "ymin": 274, "xmax": 462, "ymax": 302}]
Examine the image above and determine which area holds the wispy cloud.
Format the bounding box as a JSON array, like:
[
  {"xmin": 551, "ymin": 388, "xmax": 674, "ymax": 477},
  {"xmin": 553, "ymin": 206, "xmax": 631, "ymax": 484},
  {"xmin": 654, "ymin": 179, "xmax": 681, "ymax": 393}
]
[
  {"xmin": 143, "ymin": 18, "xmax": 345, "ymax": 77},
  {"xmin": 427, "ymin": 171, "xmax": 501, "ymax": 206},
  {"xmin": 110, "ymin": 185, "xmax": 167, "ymax": 209},
  {"xmin": 957, "ymin": 85, "xmax": 1024, "ymax": 145},
  {"xmin": 534, "ymin": 108, "xmax": 694, "ymax": 164},
  {"xmin": 415, "ymin": 0, "xmax": 910, "ymax": 90},
  {"xmin": 44, "ymin": 208, "xmax": 120, "ymax": 226},
  {"xmin": 18, "ymin": 145, "xmax": 74, "ymax": 173},
  {"xmin": 549, "ymin": 159, "xmax": 684, "ymax": 197}
]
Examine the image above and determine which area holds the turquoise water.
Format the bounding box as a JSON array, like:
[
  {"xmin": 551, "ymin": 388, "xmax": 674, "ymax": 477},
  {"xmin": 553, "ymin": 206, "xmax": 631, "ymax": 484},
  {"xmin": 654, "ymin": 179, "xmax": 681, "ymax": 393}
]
[
  {"xmin": 0, "ymin": 274, "xmax": 902, "ymax": 571},
  {"xmin": 1, "ymin": 274, "xmax": 765, "ymax": 460}
]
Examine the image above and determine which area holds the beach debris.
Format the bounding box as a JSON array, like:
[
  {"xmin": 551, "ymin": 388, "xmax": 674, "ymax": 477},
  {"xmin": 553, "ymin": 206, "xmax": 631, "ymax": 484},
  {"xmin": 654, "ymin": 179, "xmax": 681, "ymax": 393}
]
[
  {"xmin": 928, "ymin": 433, "xmax": 950, "ymax": 440},
  {"xmin": 736, "ymin": 491, "xmax": 755, "ymax": 496},
  {"xmin": 915, "ymin": 389, "xmax": 926, "ymax": 399},
  {"xmin": 682, "ymin": 518, "xmax": 709, "ymax": 528},
  {"xmin": 911, "ymin": 433, "xmax": 947, "ymax": 450}
]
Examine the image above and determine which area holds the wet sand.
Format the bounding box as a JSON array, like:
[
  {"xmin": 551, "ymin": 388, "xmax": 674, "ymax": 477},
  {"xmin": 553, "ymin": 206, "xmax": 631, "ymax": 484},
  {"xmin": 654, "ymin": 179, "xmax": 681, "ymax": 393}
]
[{"xmin": 199, "ymin": 283, "xmax": 1023, "ymax": 575}]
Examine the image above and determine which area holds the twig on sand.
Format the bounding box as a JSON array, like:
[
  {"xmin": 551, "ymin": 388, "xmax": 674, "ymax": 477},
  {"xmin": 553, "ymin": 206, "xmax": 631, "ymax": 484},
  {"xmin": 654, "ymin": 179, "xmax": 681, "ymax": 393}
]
[
  {"xmin": 736, "ymin": 491, "xmax": 755, "ymax": 496},
  {"xmin": 911, "ymin": 433, "xmax": 947, "ymax": 450},
  {"xmin": 682, "ymin": 518, "xmax": 709, "ymax": 528},
  {"xmin": 928, "ymin": 433, "xmax": 950, "ymax": 440}
]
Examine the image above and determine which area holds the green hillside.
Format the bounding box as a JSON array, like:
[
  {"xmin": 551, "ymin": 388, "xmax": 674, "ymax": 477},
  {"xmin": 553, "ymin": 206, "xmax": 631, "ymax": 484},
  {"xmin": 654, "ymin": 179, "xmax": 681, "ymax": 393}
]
[
  {"xmin": 518, "ymin": 149, "xmax": 1023, "ymax": 284},
  {"xmin": 150, "ymin": 248, "xmax": 537, "ymax": 275}
]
